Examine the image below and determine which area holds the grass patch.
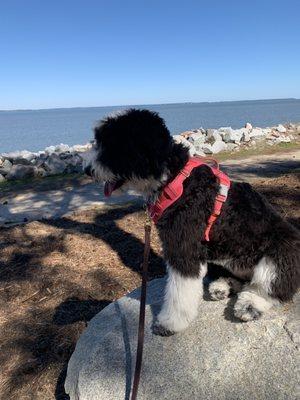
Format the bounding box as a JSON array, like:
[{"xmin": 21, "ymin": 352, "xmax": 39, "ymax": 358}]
[{"xmin": 216, "ymin": 141, "xmax": 300, "ymax": 161}]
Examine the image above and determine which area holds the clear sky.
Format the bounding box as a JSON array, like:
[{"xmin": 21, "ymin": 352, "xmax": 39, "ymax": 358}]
[{"xmin": 0, "ymin": 0, "xmax": 299, "ymax": 110}]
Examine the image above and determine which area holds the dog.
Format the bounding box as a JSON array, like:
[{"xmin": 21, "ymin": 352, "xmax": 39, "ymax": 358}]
[{"xmin": 84, "ymin": 108, "xmax": 300, "ymax": 336}]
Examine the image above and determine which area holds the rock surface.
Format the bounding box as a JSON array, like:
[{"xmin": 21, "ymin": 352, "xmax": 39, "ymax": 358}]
[
  {"xmin": 6, "ymin": 165, "xmax": 38, "ymax": 180},
  {"xmin": 65, "ymin": 278, "xmax": 299, "ymax": 400}
]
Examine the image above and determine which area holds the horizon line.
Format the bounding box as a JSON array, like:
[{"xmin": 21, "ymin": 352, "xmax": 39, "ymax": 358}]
[{"xmin": 0, "ymin": 97, "xmax": 299, "ymax": 112}]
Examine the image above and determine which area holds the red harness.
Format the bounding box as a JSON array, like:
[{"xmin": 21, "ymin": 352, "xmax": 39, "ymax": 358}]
[{"xmin": 148, "ymin": 157, "xmax": 231, "ymax": 241}]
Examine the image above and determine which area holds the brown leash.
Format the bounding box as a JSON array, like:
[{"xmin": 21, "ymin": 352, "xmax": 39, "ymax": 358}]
[{"xmin": 130, "ymin": 214, "xmax": 152, "ymax": 400}]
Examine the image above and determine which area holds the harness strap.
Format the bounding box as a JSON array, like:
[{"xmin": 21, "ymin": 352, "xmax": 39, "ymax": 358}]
[{"xmin": 148, "ymin": 157, "xmax": 231, "ymax": 241}]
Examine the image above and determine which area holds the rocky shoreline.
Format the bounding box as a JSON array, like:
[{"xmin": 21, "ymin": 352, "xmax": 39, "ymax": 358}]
[
  {"xmin": 0, "ymin": 122, "xmax": 299, "ymax": 182},
  {"xmin": 174, "ymin": 122, "xmax": 300, "ymax": 157}
]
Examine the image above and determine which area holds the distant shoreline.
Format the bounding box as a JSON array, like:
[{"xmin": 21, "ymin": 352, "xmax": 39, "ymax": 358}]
[{"xmin": 0, "ymin": 98, "xmax": 299, "ymax": 113}]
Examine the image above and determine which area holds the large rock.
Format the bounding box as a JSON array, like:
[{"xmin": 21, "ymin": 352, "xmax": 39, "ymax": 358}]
[
  {"xmin": 220, "ymin": 128, "xmax": 243, "ymax": 143},
  {"xmin": 2, "ymin": 150, "xmax": 36, "ymax": 165},
  {"xmin": 188, "ymin": 133, "xmax": 206, "ymax": 145},
  {"xmin": 71, "ymin": 143, "xmax": 92, "ymax": 153},
  {"xmin": 173, "ymin": 135, "xmax": 196, "ymax": 157},
  {"xmin": 211, "ymin": 140, "xmax": 227, "ymax": 154},
  {"xmin": 65, "ymin": 278, "xmax": 299, "ymax": 400},
  {"xmin": 242, "ymin": 131, "xmax": 251, "ymax": 142},
  {"xmin": 249, "ymin": 128, "xmax": 266, "ymax": 138},
  {"xmin": 276, "ymin": 124, "xmax": 287, "ymax": 133},
  {"xmin": 202, "ymin": 144, "xmax": 213, "ymax": 154},
  {"xmin": 0, "ymin": 159, "xmax": 13, "ymax": 176},
  {"xmin": 44, "ymin": 154, "xmax": 67, "ymax": 175},
  {"xmin": 6, "ymin": 165, "xmax": 38, "ymax": 180},
  {"xmin": 274, "ymin": 136, "xmax": 292, "ymax": 144},
  {"xmin": 226, "ymin": 143, "xmax": 239, "ymax": 152},
  {"xmin": 55, "ymin": 143, "xmax": 70, "ymax": 153},
  {"xmin": 44, "ymin": 145, "xmax": 56, "ymax": 154},
  {"xmin": 206, "ymin": 129, "xmax": 222, "ymax": 144}
]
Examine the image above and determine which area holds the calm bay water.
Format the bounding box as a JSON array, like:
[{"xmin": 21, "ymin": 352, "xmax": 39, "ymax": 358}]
[{"xmin": 0, "ymin": 99, "xmax": 299, "ymax": 153}]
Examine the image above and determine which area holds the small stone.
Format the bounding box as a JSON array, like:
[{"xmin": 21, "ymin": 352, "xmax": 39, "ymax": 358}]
[
  {"xmin": 0, "ymin": 174, "xmax": 6, "ymax": 182},
  {"xmin": 276, "ymin": 124, "xmax": 287, "ymax": 133}
]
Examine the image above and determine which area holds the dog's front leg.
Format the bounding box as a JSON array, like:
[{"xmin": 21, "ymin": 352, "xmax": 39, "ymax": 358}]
[{"xmin": 153, "ymin": 262, "xmax": 207, "ymax": 336}]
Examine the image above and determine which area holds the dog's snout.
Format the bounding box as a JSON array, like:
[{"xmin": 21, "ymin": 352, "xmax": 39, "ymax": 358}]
[{"xmin": 84, "ymin": 165, "xmax": 93, "ymax": 177}]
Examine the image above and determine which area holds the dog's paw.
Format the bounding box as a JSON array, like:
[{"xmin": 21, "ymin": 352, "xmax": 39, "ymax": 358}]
[
  {"xmin": 208, "ymin": 278, "xmax": 230, "ymax": 301},
  {"xmin": 152, "ymin": 322, "xmax": 175, "ymax": 337},
  {"xmin": 234, "ymin": 301, "xmax": 262, "ymax": 322}
]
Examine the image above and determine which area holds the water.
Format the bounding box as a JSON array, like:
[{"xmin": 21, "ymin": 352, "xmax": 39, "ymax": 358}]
[{"xmin": 0, "ymin": 99, "xmax": 299, "ymax": 153}]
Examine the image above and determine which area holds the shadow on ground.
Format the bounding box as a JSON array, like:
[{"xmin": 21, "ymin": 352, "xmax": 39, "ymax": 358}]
[
  {"xmin": 0, "ymin": 203, "xmax": 164, "ymax": 399},
  {"xmin": 222, "ymin": 158, "xmax": 300, "ymax": 181}
]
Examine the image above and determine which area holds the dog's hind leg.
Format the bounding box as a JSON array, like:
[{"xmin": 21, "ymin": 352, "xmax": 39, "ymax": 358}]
[
  {"xmin": 234, "ymin": 257, "xmax": 279, "ymax": 321},
  {"xmin": 153, "ymin": 263, "xmax": 207, "ymax": 336}
]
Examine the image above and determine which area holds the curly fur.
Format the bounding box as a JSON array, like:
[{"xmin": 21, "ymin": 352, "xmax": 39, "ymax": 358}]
[{"xmin": 85, "ymin": 108, "xmax": 300, "ymax": 334}]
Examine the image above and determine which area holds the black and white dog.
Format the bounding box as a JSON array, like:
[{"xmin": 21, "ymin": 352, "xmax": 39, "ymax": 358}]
[{"xmin": 84, "ymin": 109, "xmax": 300, "ymax": 336}]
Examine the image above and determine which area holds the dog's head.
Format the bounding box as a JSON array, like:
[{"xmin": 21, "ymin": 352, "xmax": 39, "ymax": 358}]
[{"xmin": 84, "ymin": 109, "xmax": 188, "ymax": 196}]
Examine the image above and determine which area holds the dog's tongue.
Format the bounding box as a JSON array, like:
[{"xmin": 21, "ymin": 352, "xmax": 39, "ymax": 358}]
[{"xmin": 104, "ymin": 181, "xmax": 116, "ymax": 197}]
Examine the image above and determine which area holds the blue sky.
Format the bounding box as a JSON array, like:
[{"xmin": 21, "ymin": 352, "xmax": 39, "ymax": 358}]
[{"xmin": 0, "ymin": 0, "xmax": 299, "ymax": 110}]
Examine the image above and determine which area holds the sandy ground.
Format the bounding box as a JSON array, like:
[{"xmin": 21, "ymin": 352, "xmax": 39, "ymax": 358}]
[{"xmin": 0, "ymin": 152, "xmax": 299, "ymax": 399}]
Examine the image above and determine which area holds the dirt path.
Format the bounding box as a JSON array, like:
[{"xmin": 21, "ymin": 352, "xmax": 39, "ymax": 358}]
[
  {"xmin": 0, "ymin": 148, "xmax": 299, "ymax": 227},
  {"xmin": 221, "ymin": 148, "xmax": 300, "ymax": 181}
]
